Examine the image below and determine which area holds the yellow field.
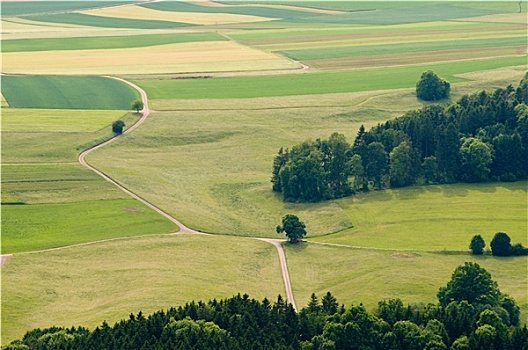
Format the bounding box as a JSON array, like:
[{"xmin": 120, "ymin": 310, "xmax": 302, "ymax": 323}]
[
  {"xmin": 1, "ymin": 41, "xmax": 300, "ymax": 75},
  {"xmin": 461, "ymin": 13, "xmax": 528, "ymax": 24},
  {"xmin": 81, "ymin": 4, "xmax": 271, "ymax": 25}
]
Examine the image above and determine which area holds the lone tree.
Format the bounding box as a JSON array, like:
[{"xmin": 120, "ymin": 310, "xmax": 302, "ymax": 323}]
[
  {"xmin": 490, "ymin": 232, "xmax": 512, "ymax": 256},
  {"xmin": 112, "ymin": 120, "xmax": 125, "ymax": 134},
  {"xmin": 416, "ymin": 70, "xmax": 450, "ymax": 101},
  {"xmin": 131, "ymin": 99, "xmax": 144, "ymax": 113},
  {"xmin": 276, "ymin": 214, "xmax": 307, "ymax": 243},
  {"xmin": 469, "ymin": 234, "xmax": 485, "ymax": 255}
]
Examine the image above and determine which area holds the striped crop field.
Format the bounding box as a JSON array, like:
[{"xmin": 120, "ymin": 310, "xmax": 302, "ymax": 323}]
[
  {"xmin": 134, "ymin": 56, "xmax": 527, "ymax": 100},
  {"xmin": 0, "ymin": 1, "xmax": 131, "ymax": 16},
  {"xmin": 1, "ymin": 75, "xmax": 139, "ymax": 109},
  {"xmin": 2, "ymin": 41, "xmax": 299, "ymax": 75},
  {"xmin": 2, "ymin": 32, "xmax": 226, "ymax": 52},
  {"xmin": 80, "ymin": 4, "xmax": 272, "ymax": 25},
  {"xmin": 21, "ymin": 13, "xmax": 191, "ymax": 29}
]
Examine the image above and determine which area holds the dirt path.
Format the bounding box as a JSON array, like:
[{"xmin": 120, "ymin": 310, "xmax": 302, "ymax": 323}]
[
  {"xmin": 3, "ymin": 76, "xmax": 297, "ymax": 309},
  {"xmin": 78, "ymin": 77, "xmax": 202, "ymax": 235},
  {"xmin": 258, "ymin": 238, "xmax": 297, "ymax": 311}
]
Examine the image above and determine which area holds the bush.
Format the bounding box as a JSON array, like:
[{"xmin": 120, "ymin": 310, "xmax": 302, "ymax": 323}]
[
  {"xmin": 112, "ymin": 120, "xmax": 125, "ymax": 134},
  {"xmin": 490, "ymin": 232, "xmax": 511, "ymax": 256}
]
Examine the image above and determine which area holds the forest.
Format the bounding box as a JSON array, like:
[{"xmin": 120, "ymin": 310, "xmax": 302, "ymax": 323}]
[
  {"xmin": 272, "ymin": 73, "xmax": 528, "ymax": 202},
  {"xmin": 4, "ymin": 263, "xmax": 527, "ymax": 350}
]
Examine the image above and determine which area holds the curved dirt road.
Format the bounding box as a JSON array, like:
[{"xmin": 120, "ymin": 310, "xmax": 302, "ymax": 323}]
[
  {"xmin": 78, "ymin": 77, "xmax": 201, "ymax": 235},
  {"xmin": 1, "ymin": 76, "xmax": 297, "ymax": 309}
]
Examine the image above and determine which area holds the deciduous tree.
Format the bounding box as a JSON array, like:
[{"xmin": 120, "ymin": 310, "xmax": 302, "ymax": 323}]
[
  {"xmin": 276, "ymin": 214, "xmax": 307, "ymax": 243},
  {"xmin": 416, "ymin": 70, "xmax": 450, "ymax": 101},
  {"xmin": 112, "ymin": 120, "xmax": 125, "ymax": 134},
  {"xmin": 437, "ymin": 262, "xmax": 500, "ymax": 307},
  {"xmin": 131, "ymin": 99, "xmax": 144, "ymax": 113}
]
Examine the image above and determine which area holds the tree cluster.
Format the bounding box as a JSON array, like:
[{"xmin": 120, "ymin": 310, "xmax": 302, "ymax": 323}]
[
  {"xmin": 5, "ymin": 263, "xmax": 526, "ymax": 350},
  {"xmin": 416, "ymin": 70, "xmax": 450, "ymax": 101},
  {"xmin": 272, "ymin": 133, "xmax": 353, "ymax": 202},
  {"xmin": 272, "ymin": 73, "xmax": 528, "ymax": 202},
  {"xmin": 470, "ymin": 232, "xmax": 527, "ymax": 256}
]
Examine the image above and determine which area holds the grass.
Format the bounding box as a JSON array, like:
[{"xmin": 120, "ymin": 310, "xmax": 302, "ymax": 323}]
[
  {"xmin": 311, "ymin": 182, "xmax": 528, "ymax": 250},
  {"xmin": 2, "ymin": 108, "xmax": 177, "ymax": 254},
  {"xmin": 86, "ymin": 98, "xmax": 400, "ymax": 237},
  {"xmin": 88, "ymin": 75, "xmax": 527, "ymax": 247},
  {"xmin": 1, "ymin": 200, "xmax": 178, "ymax": 254},
  {"xmin": 22, "ymin": 13, "xmax": 191, "ymax": 29},
  {"xmin": 285, "ymin": 242, "xmax": 528, "ymax": 323},
  {"xmin": 2, "ymin": 33, "xmax": 227, "ymax": 53},
  {"xmin": 277, "ymin": 37, "xmax": 526, "ymax": 61},
  {"xmin": 135, "ymin": 57, "xmax": 527, "ymax": 99},
  {"xmin": 2, "ymin": 109, "xmax": 128, "ymax": 133},
  {"xmin": 1, "ymin": 75, "xmax": 139, "ymax": 110},
  {"xmin": 1, "ymin": 234, "xmax": 284, "ymax": 343}
]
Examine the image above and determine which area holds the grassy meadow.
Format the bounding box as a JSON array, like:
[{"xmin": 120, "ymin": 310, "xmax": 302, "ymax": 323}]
[
  {"xmin": 2, "ymin": 107, "xmax": 179, "ymax": 254},
  {"xmin": 1, "ymin": 0, "xmax": 527, "ymax": 345},
  {"xmin": 1, "ymin": 235, "xmax": 285, "ymax": 344},
  {"xmin": 285, "ymin": 243, "xmax": 528, "ymax": 322}
]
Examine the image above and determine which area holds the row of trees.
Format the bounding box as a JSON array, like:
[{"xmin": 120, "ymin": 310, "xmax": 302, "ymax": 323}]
[
  {"xmin": 6, "ymin": 263, "xmax": 526, "ymax": 350},
  {"xmin": 470, "ymin": 232, "xmax": 528, "ymax": 256},
  {"xmin": 272, "ymin": 73, "xmax": 528, "ymax": 202}
]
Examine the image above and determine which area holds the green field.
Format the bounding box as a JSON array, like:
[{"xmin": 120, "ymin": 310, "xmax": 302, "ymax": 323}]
[
  {"xmin": 87, "ymin": 80, "xmax": 527, "ymax": 248},
  {"xmin": 22, "ymin": 13, "xmax": 191, "ymax": 29},
  {"xmin": 312, "ymin": 182, "xmax": 527, "ymax": 250},
  {"xmin": 2, "ymin": 199, "xmax": 178, "ymax": 254},
  {"xmin": 2, "ymin": 109, "xmax": 131, "ymax": 133},
  {"xmin": 2, "ymin": 33, "xmax": 226, "ymax": 53},
  {"xmin": 277, "ymin": 37, "xmax": 526, "ymax": 61},
  {"xmin": 2, "ymin": 108, "xmax": 178, "ymax": 255},
  {"xmin": 1, "ymin": 1, "xmax": 133, "ymax": 16},
  {"xmin": 2, "ymin": 1, "xmax": 527, "ymax": 345},
  {"xmin": 1, "ymin": 75, "xmax": 139, "ymax": 109},
  {"xmin": 1, "ymin": 235, "xmax": 284, "ymax": 344},
  {"xmin": 285, "ymin": 243, "xmax": 528, "ymax": 321},
  {"xmin": 135, "ymin": 57, "xmax": 526, "ymax": 99}
]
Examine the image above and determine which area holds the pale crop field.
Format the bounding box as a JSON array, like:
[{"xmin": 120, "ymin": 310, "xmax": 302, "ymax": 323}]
[
  {"xmin": 2, "ymin": 41, "xmax": 299, "ymax": 75},
  {"xmin": 1, "ymin": 234, "xmax": 284, "ymax": 344},
  {"xmin": 81, "ymin": 4, "xmax": 272, "ymax": 25}
]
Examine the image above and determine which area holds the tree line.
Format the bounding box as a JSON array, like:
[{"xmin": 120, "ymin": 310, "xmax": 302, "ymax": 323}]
[
  {"xmin": 5, "ymin": 263, "xmax": 526, "ymax": 350},
  {"xmin": 272, "ymin": 72, "xmax": 528, "ymax": 202}
]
